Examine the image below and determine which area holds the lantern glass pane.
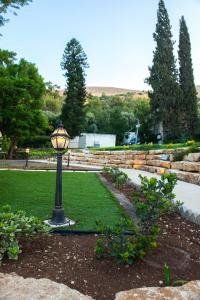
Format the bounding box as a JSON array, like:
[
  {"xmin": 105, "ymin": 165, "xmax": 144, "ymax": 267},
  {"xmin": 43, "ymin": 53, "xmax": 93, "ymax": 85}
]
[
  {"xmin": 57, "ymin": 137, "xmax": 65, "ymax": 149},
  {"xmin": 51, "ymin": 137, "xmax": 57, "ymax": 149}
]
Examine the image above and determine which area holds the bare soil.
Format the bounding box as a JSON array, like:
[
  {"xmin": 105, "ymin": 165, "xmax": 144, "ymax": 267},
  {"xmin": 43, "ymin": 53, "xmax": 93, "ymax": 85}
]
[{"xmin": 1, "ymin": 177, "xmax": 200, "ymax": 300}]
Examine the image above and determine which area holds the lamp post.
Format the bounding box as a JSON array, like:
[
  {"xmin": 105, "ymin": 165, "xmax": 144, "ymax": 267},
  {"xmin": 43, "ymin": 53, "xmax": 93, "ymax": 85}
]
[
  {"xmin": 25, "ymin": 148, "xmax": 30, "ymax": 168},
  {"xmin": 67, "ymin": 149, "xmax": 71, "ymax": 167},
  {"xmin": 46, "ymin": 122, "xmax": 75, "ymax": 227},
  {"xmin": 135, "ymin": 119, "xmax": 141, "ymax": 144}
]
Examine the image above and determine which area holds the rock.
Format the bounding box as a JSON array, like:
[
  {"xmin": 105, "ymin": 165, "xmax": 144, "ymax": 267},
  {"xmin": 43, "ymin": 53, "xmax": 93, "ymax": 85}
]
[
  {"xmin": 171, "ymin": 161, "xmax": 200, "ymax": 173},
  {"xmin": 115, "ymin": 280, "xmax": 200, "ymax": 300},
  {"xmin": 147, "ymin": 160, "xmax": 171, "ymax": 169},
  {"xmin": 185, "ymin": 153, "xmax": 200, "ymax": 162},
  {"xmin": 0, "ymin": 273, "xmax": 94, "ymax": 300}
]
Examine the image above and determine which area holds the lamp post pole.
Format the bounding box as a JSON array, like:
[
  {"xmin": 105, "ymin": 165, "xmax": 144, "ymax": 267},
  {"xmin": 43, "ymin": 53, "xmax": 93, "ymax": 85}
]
[
  {"xmin": 50, "ymin": 151, "xmax": 65, "ymax": 225},
  {"xmin": 45, "ymin": 122, "xmax": 75, "ymax": 227}
]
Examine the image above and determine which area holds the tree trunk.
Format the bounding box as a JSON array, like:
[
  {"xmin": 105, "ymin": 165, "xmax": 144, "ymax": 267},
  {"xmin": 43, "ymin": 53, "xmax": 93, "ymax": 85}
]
[{"xmin": 8, "ymin": 139, "xmax": 17, "ymax": 159}]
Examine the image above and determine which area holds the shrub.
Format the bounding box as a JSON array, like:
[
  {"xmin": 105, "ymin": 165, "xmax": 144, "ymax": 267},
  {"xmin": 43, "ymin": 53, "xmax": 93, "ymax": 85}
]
[
  {"xmin": 0, "ymin": 205, "xmax": 49, "ymax": 263},
  {"xmin": 102, "ymin": 167, "xmax": 129, "ymax": 188},
  {"xmin": 173, "ymin": 146, "xmax": 200, "ymax": 162},
  {"xmin": 185, "ymin": 140, "xmax": 195, "ymax": 146},
  {"xmin": 95, "ymin": 173, "xmax": 182, "ymax": 264}
]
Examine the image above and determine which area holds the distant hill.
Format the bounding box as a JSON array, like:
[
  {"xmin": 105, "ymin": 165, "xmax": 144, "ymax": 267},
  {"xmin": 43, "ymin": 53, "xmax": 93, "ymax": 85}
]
[
  {"xmin": 86, "ymin": 86, "xmax": 148, "ymax": 97},
  {"xmin": 59, "ymin": 86, "xmax": 148, "ymax": 98},
  {"xmin": 59, "ymin": 85, "xmax": 200, "ymax": 98}
]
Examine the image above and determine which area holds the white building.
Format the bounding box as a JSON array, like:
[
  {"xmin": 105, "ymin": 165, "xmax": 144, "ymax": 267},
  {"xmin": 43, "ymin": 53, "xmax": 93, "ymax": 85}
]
[{"xmin": 69, "ymin": 133, "xmax": 116, "ymax": 149}]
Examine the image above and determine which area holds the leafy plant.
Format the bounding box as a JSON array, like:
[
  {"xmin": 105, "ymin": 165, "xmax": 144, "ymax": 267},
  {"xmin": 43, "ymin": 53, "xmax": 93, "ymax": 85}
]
[
  {"xmin": 95, "ymin": 173, "xmax": 182, "ymax": 264},
  {"xmin": 173, "ymin": 146, "xmax": 200, "ymax": 161},
  {"xmin": 186, "ymin": 140, "xmax": 195, "ymax": 146},
  {"xmin": 0, "ymin": 205, "xmax": 49, "ymax": 263},
  {"xmin": 163, "ymin": 263, "xmax": 171, "ymax": 286},
  {"xmin": 102, "ymin": 167, "xmax": 129, "ymax": 188}
]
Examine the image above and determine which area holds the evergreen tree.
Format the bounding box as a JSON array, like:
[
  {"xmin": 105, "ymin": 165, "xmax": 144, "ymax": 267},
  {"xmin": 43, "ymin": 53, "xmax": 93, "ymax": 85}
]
[
  {"xmin": 61, "ymin": 38, "xmax": 88, "ymax": 138},
  {"xmin": 147, "ymin": 0, "xmax": 181, "ymax": 142},
  {"xmin": 178, "ymin": 16, "xmax": 198, "ymax": 138}
]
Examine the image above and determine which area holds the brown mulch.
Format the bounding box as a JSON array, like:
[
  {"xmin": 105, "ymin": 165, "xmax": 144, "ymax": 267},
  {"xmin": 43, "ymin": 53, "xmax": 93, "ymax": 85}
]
[{"xmin": 1, "ymin": 178, "xmax": 200, "ymax": 300}]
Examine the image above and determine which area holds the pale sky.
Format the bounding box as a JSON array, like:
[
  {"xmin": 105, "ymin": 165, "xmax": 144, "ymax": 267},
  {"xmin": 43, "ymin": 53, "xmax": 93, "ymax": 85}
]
[{"xmin": 1, "ymin": 0, "xmax": 200, "ymax": 90}]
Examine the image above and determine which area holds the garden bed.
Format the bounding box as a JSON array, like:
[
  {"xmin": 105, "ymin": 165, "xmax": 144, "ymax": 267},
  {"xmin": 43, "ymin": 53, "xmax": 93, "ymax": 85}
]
[{"xmin": 1, "ymin": 174, "xmax": 200, "ymax": 300}]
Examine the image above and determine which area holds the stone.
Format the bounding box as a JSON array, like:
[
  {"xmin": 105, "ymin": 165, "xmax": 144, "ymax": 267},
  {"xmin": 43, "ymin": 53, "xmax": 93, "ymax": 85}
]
[
  {"xmin": 171, "ymin": 162, "xmax": 200, "ymax": 173},
  {"xmin": 133, "ymin": 154, "xmax": 146, "ymax": 160},
  {"xmin": 168, "ymin": 169, "xmax": 200, "ymax": 185},
  {"xmin": 133, "ymin": 160, "xmax": 147, "ymax": 165},
  {"xmin": 147, "ymin": 160, "xmax": 171, "ymax": 169},
  {"xmin": 0, "ymin": 273, "xmax": 93, "ymax": 300},
  {"xmin": 185, "ymin": 153, "xmax": 200, "ymax": 162},
  {"xmin": 115, "ymin": 280, "xmax": 200, "ymax": 300}
]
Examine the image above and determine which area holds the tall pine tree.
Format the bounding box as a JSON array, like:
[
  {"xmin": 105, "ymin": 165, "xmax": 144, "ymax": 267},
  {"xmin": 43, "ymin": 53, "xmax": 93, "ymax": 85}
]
[
  {"xmin": 61, "ymin": 38, "xmax": 88, "ymax": 138},
  {"xmin": 147, "ymin": 0, "xmax": 181, "ymax": 142},
  {"xmin": 178, "ymin": 16, "xmax": 198, "ymax": 138}
]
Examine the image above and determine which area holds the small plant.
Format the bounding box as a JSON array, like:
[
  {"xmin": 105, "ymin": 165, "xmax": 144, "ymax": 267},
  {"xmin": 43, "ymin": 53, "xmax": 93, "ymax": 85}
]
[
  {"xmin": 173, "ymin": 146, "xmax": 200, "ymax": 162},
  {"xmin": 102, "ymin": 167, "xmax": 129, "ymax": 188},
  {"xmin": 167, "ymin": 143, "xmax": 174, "ymax": 148},
  {"xmin": 0, "ymin": 205, "xmax": 50, "ymax": 263},
  {"xmin": 185, "ymin": 140, "xmax": 195, "ymax": 146},
  {"xmin": 163, "ymin": 263, "xmax": 171, "ymax": 286},
  {"xmin": 95, "ymin": 173, "xmax": 182, "ymax": 264}
]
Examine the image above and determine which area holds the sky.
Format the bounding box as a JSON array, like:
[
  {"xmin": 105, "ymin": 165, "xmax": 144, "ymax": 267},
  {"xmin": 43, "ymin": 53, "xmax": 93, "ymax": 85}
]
[{"xmin": 1, "ymin": 0, "xmax": 200, "ymax": 90}]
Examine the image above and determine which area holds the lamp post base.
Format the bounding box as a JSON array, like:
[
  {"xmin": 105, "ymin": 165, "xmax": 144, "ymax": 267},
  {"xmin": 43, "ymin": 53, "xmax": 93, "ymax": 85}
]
[{"xmin": 44, "ymin": 208, "xmax": 75, "ymax": 227}]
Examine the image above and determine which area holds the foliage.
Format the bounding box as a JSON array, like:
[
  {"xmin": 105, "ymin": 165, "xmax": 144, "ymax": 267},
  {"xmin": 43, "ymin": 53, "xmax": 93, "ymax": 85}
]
[
  {"xmin": 96, "ymin": 173, "xmax": 182, "ymax": 264},
  {"xmin": 19, "ymin": 135, "xmax": 51, "ymax": 148},
  {"xmin": 92, "ymin": 141, "xmax": 200, "ymax": 152},
  {"xmin": 29, "ymin": 149, "xmax": 56, "ymax": 158},
  {"xmin": 185, "ymin": 140, "xmax": 195, "ymax": 146},
  {"xmin": 173, "ymin": 146, "xmax": 200, "ymax": 162},
  {"xmin": 61, "ymin": 38, "xmax": 88, "ymax": 138},
  {"xmin": 134, "ymin": 173, "xmax": 182, "ymax": 234},
  {"xmin": 163, "ymin": 263, "xmax": 171, "ymax": 286},
  {"xmin": 0, "ymin": 205, "xmax": 49, "ymax": 263},
  {"xmin": 84, "ymin": 94, "xmax": 151, "ymax": 144},
  {"xmin": 102, "ymin": 167, "xmax": 129, "ymax": 188},
  {"xmin": 1, "ymin": 134, "xmax": 11, "ymax": 153},
  {"xmin": 0, "ymin": 49, "xmax": 48, "ymax": 157},
  {"xmin": 178, "ymin": 17, "xmax": 198, "ymax": 139},
  {"xmin": 95, "ymin": 218, "xmax": 157, "ymax": 265},
  {"xmin": 146, "ymin": 0, "xmax": 182, "ymax": 142},
  {"xmin": 0, "ymin": 0, "xmax": 32, "ymax": 30}
]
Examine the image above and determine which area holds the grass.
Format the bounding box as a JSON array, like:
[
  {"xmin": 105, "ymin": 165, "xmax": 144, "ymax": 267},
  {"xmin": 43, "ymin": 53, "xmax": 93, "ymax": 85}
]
[
  {"xmin": 0, "ymin": 171, "xmax": 125, "ymax": 230},
  {"xmin": 91, "ymin": 142, "xmax": 200, "ymax": 152}
]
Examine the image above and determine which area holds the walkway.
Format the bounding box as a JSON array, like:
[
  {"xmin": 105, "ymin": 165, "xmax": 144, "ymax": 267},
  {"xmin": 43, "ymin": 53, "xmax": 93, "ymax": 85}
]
[{"xmin": 122, "ymin": 168, "xmax": 200, "ymax": 225}]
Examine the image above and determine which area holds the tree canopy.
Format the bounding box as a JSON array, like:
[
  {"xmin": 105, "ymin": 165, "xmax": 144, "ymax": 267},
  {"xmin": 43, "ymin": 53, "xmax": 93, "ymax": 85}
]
[
  {"xmin": 178, "ymin": 16, "xmax": 198, "ymax": 139},
  {"xmin": 61, "ymin": 38, "xmax": 88, "ymax": 138},
  {"xmin": 147, "ymin": 0, "xmax": 182, "ymax": 142},
  {"xmin": 0, "ymin": 49, "xmax": 47, "ymax": 156}
]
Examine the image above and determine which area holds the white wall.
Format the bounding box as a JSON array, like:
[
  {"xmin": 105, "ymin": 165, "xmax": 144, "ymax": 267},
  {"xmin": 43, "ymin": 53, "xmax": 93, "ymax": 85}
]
[{"xmin": 69, "ymin": 133, "xmax": 116, "ymax": 148}]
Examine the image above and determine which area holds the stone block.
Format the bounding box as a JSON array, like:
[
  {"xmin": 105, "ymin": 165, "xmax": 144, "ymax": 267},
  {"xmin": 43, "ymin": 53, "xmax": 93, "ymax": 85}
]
[
  {"xmin": 171, "ymin": 161, "xmax": 200, "ymax": 173},
  {"xmin": 147, "ymin": 160, "xmax": 171, "ymax": 169},
  {"xmin": 185, "ymin": 153, "xmax": 200, "ymax": 162},
  {"xmin": 0, "ymin": 273, "xmax": 93, "ymax": 300},
  {"xmin": 133, "ymin": 160, "xmax": 147, "ymax": 165},
  {"xmin": 115, "ymin": 280, "xmax": 200, "ymax": 300},
  {"xmin": 133, "ymin": 154, "xmax": 146, "ymax": 160}
]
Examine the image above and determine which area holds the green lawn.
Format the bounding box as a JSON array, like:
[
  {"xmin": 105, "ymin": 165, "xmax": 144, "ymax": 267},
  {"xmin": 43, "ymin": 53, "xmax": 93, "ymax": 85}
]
[{"xmin": 0, "ymin": 171, "xmax": 125, "ymax": 230}]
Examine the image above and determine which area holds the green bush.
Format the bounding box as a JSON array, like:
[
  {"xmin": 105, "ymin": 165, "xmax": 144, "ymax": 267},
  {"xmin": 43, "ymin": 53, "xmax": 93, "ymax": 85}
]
[
  {"xmin": 95, "ymin": 173, "xmax": 182, "ymax": 264},
  {"xmin": 0, "ymin": 205, "xmax": 49, "ymax": 263},
  {"xmin": 173, "ymin": 146, "xmax": 200, "ymax": 162},
  {"xmin": 102, "ymin": 167, "xmax": 129, "ymax": 188},
  {"xmin": 18, "ymin": 136, "xmax": 51, "ymax": 148}
]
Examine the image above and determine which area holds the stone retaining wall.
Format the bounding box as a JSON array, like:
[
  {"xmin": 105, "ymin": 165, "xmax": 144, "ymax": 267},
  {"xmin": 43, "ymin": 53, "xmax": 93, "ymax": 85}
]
[{"xmin": 63, "ymin": 149, "xmax": 200, "ymax": 185}]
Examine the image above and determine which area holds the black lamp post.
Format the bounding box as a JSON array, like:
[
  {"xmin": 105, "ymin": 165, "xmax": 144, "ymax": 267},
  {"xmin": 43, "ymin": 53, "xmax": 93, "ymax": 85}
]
[{"xmin": 47, "ymin": 122, "xmax": 74, "ymax": 226}]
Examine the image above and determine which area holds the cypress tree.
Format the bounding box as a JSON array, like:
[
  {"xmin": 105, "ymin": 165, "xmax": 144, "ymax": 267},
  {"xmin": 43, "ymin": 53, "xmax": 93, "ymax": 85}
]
[
  {"xmin": 147, "ymin": 0, "xmax": 181, "ymax": 142},
  {"xmin": 61, "ymin": 38, "xmax": 88, "ymax": 138},
  {"xmin": 178, "ymin": 16, "xmax": 198, "ymax": 138}
]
